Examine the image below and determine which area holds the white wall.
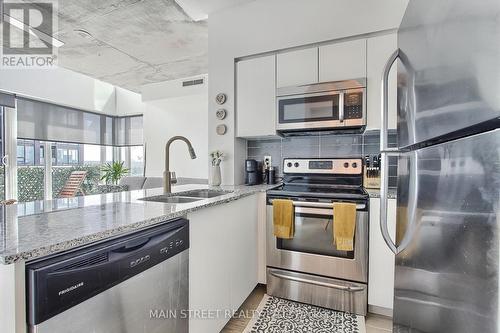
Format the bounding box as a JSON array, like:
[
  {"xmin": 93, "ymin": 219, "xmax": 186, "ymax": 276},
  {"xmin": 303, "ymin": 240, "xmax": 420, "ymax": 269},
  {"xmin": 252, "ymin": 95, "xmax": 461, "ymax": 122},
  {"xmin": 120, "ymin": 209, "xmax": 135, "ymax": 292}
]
[
  {"xmin": 142, "ymin": 74, "xmax": 208, "ymax": 101},
  {"xmin": 115, "ymin": 87, "xmax": 146, "ymax": 116},
  {"xmin": 208, "ymin": 0, "xmax": 409, "ymax": 184},
  {"xmin": 0, "ymin": 67, "xmax": 146, "ymax": 117},
  {"xmin": 0, "ymin": 67, "xmax": 116, "ymax": 114},
  {"xmin": 143, "ymin": 93, "xmax": 208, "ymax": 179}
]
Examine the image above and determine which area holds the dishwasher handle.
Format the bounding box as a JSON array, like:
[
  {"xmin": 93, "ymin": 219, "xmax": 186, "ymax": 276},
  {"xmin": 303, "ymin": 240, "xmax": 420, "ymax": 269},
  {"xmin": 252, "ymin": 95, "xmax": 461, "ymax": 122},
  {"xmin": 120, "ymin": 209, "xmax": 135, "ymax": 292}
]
[
  {"xmin": 47, "ymin": 222, "xmax": 188, "ymax": 275},
  {"xmin": 110, "ymin": 226, "xmax": 181, "ymax": 254}
]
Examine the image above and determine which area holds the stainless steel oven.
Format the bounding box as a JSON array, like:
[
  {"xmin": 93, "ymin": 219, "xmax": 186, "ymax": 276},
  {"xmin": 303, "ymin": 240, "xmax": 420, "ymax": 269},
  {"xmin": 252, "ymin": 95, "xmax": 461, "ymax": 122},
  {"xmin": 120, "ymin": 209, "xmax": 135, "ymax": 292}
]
[
  {"xmin": 266, "ymin": 158, "xmax": 369, "ymax": 315},
  {"xmin": 276, "ymin": 79, "xmax": 366, "ymax": 134}
]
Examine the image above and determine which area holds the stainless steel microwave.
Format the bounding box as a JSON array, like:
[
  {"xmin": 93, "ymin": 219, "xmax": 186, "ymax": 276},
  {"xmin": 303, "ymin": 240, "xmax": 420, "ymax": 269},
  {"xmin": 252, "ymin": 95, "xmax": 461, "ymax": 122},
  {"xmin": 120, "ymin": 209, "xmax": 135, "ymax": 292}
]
[{"xmin": 276, "ymin": 79, "xmax": 366, "ymax": 133}]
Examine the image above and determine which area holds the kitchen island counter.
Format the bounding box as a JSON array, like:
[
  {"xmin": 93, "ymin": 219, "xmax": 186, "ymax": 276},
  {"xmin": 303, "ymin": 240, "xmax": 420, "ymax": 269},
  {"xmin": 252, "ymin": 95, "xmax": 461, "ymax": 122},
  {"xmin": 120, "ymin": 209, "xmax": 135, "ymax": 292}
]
[{"xmin": 0, "ymin": 184, "xmax": 277, "ymax": 265}]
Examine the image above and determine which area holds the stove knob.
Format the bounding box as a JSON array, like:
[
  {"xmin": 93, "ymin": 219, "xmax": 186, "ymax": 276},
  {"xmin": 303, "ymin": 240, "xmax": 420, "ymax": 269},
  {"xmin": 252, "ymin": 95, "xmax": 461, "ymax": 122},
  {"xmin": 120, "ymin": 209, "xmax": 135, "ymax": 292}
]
[
  {"xmin": 344, "ymin": 162, "xmax": 349, "ymax": 168},
  {"xmin": 352, "ymin": 162, "xmax": 358, "ymax": 168},
  {"xmin": 287, "ymin": 162, "xmax": 292, "ymax": 168},
  {"xmin": 294, "ymin": 162, "xmax": 300, "ymax": 168}
]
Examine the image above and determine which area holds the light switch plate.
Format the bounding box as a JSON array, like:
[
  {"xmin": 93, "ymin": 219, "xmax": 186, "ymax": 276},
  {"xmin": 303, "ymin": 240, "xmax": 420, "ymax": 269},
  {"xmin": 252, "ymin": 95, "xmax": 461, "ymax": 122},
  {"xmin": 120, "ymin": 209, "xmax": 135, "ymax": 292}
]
[{"xmin": 263, "ymin": 155, "xmax": 272, "ymax": 169}]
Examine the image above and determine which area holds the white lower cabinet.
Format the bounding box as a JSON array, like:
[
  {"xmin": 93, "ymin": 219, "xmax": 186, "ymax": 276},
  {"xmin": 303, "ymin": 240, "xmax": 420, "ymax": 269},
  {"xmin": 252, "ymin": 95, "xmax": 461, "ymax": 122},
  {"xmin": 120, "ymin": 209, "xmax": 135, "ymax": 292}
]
[
  {"xmin": 368, "ymin": 197, "xmax": 397, "ymax": 313},
  {"xmin": 188, "ymin": 195, "xmax": 258, "ymax": 333}
]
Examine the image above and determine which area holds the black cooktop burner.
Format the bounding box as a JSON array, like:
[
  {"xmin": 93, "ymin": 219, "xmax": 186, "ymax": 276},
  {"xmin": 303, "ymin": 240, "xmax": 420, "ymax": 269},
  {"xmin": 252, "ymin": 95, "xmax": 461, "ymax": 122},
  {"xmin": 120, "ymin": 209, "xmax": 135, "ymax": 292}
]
[{"xmin": 267, "ymin": 184, "xmax": 368, "ymax": 200}]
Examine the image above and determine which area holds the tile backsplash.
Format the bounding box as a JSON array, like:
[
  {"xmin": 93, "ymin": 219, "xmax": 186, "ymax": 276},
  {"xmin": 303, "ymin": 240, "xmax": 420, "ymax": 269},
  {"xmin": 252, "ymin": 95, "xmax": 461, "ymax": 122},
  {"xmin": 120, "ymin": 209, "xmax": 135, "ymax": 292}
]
[{"xmin": 247, "ymin": 130, "xmax": 398, "ymax": 187}]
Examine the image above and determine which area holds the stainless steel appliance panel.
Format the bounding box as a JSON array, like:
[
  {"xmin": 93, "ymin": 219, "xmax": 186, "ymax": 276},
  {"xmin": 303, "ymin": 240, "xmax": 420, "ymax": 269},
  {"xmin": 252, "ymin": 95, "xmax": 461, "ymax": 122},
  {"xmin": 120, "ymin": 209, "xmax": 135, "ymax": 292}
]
[
  {"xmin": 266, "ymin": 204, "xmax": 369, "ymax": 283},
  {"xmin": 397, "ymin": 0, "xmax": 500, "ymax": 149},
  {"xmin": 276, "ymin": 80, "xmax": 366, "ymax": 133},
  {"xmin": 32, "ymin": 250, "xmax": 189, "ymax": 333},
  {"xmin": 393, "ymin": 129, "xmax": 500, "ymax": 332},
  {"xmin": 267, "ymin": 268, "xmax": 367, "ymax": 315}
]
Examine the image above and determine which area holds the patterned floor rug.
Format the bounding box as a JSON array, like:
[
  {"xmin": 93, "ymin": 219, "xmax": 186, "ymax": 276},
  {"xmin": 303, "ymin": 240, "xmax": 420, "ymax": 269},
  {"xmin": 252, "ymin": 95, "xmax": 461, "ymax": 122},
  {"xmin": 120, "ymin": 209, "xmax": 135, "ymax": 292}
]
[{"xmin": 243, "ymin": 295, "xmax": 366, "ymax": 333}]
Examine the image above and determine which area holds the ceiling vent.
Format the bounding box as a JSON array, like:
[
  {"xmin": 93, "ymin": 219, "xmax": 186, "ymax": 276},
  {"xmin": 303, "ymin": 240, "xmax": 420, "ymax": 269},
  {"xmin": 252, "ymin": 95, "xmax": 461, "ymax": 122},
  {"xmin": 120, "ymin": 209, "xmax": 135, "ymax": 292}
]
[{"xmin": 182, "ymin": 78, "xmax": 204, "ymax": 87}]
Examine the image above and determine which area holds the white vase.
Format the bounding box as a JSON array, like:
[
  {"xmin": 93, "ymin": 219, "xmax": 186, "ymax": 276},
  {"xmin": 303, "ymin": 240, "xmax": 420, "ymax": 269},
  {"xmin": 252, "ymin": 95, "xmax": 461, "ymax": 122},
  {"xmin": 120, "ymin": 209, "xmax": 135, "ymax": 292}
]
[{"xmin": 210, "ymin": 165, "xmax": 222, "ymax": 186}]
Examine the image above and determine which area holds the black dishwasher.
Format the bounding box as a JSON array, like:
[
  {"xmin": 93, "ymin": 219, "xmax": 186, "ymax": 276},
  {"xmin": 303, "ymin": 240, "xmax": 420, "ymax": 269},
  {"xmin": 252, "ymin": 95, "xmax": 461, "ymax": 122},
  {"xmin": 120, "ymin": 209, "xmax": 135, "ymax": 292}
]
[{"xmin": 26, "ymin": 218, "xmax": 189, "ymax": 333}]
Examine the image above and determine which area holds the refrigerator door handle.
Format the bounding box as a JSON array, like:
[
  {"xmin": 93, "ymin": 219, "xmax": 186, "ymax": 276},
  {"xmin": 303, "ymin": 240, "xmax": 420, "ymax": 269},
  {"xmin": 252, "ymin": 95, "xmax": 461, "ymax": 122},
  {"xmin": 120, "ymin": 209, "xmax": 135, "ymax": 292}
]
[
  {"xmin": 380, "ymin": 49, "xmax": 400, "ymax": 254},
  {"xmin": 396, "ymin": 151, "xmax": 419, "ymax": 254}
]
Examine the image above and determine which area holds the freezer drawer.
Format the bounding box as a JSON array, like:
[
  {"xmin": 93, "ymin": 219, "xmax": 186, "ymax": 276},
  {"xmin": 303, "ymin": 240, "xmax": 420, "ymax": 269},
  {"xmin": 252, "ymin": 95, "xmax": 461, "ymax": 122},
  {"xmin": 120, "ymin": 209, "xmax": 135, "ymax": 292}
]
[{"xmin": 267, "ymin": 268, "xmax": 367, "ymax": 315}]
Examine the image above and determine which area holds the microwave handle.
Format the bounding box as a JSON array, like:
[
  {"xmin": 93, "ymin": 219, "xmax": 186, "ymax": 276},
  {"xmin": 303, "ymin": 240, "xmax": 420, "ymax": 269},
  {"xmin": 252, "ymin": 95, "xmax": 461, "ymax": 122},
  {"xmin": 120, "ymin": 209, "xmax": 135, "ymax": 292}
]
[{"xmin": 339, "ymin": 92, "xmax": 345, "ymax": 123}]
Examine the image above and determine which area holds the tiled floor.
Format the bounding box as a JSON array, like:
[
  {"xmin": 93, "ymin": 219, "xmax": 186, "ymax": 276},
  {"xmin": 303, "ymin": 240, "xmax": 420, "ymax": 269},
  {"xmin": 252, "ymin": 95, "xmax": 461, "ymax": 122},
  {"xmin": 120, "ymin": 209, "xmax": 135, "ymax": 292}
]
[{"xmin": 221, "ymin": 285, "xmax": 393, "ymax": 333}]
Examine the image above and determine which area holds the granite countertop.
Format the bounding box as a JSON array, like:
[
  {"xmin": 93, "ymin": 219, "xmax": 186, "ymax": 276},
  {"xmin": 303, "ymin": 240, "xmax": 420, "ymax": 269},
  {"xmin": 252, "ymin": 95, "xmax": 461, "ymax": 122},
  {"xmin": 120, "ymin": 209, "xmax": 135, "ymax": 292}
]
[
  {"xmin": 0, "ymin": 184, "xmax": 278, "ymax": 265},
  {"xmin": 366, "ymin": 188, "xmax": 398, "ymax": 199}
]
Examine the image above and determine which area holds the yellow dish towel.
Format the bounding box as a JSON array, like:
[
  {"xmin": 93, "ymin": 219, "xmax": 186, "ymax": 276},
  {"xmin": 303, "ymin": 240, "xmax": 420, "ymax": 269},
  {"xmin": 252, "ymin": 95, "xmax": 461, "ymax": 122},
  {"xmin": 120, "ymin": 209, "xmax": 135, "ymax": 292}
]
[
  {"xmin": 273, "ymin": 199, "xmax": 294, "ymax": 239},
  {"xmin": 333, "ymin": 202, "xmax": 357, "ymax": 251}
]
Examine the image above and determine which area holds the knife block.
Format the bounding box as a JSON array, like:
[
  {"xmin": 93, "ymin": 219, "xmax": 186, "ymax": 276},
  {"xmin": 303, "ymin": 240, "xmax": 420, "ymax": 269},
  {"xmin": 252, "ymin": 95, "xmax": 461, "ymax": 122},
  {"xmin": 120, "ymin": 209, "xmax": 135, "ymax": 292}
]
[
  {"xmin": 363, "ymin": 154, "xmax": 381, "ymax": 189},
  {"xmin": 363, "ymin": 171, "xmax": 380, "ymax": 189}
]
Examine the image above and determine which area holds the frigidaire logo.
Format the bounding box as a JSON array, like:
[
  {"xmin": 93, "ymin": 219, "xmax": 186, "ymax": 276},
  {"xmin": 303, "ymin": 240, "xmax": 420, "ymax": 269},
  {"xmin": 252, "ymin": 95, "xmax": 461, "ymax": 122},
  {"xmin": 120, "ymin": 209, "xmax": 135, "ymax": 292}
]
[{"xmin": 58, "ymin": 282, "xmax": 84, "ymax": 296}]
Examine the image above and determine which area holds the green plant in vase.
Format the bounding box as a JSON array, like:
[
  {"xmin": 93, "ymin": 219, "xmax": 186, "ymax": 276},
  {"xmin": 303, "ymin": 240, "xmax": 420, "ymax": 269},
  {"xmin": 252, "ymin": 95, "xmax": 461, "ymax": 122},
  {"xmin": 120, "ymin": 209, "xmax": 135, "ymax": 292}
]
[{"xmin": 101, "ymin": 161, "xmax": 130, "ymax": 185}]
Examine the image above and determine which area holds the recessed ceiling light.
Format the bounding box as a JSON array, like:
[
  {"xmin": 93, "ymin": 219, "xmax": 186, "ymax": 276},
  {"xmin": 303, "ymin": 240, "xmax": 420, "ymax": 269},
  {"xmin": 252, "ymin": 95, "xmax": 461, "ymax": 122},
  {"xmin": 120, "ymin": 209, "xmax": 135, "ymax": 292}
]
[{"xmin": 74, "ymin": 29, "xmax": 94, "ymax": 39}]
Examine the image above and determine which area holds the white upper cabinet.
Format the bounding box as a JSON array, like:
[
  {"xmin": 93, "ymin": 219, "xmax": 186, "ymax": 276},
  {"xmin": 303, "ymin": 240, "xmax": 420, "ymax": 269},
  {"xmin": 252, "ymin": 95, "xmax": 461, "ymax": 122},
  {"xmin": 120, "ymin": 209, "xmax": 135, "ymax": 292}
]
[
  {"xmin": 319, "ymin": 39, "xmax": 367, "ymax": 82},
  {"xmin": 236, "ymin": 55, "xmax": 277, "ymax": 138},
  {"xmin": 277, "ymin": 47, "xmax": 318, "ymax": 88},
  {"xmin": 366, "ymin": 33, "xmax": 398, "ymax": 130}
]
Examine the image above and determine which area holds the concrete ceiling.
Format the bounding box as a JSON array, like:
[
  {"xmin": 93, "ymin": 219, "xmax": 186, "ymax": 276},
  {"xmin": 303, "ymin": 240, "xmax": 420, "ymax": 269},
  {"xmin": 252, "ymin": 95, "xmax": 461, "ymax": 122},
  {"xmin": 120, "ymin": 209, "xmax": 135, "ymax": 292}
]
[
  {"xmin": 47, "ymin": 0, "xmax": 209, "ymax": 92},
  {"xmin": 7, "ymin": 0, "xmax": 255, "ymax": 92}
]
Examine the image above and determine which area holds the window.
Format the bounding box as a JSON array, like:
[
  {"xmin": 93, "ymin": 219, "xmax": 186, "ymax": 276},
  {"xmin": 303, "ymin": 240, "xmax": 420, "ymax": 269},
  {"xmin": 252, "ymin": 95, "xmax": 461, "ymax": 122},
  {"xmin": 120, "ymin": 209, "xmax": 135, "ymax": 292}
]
[
  {"xmin": 17, "ymin": 139, "xmax": 42, "ymax": 166},
  {"xmin": 106, "ymin": 146, "xmax": 113, "ymax": 163},
  {"xmin": 130, "ymin": 146, "xmax": 144, "ymax": 176},
  {"xmin": 16, "ymin": 145, "xmax": 24, "ymax": 165},
  {"xmin": 118, "ymin": 146, "xmax": 144, "ymax": 177},
  {"xmin": 53, "ymin": 143, "xmax": 81, "ymax": 166},
  {"xmin": 83, "ymin": 144, "xmax": 101, "ymax": 165},
  {"xmin": 16, "ymin": 142, "xmax": 145, "ymax": 202},
  {"xmin": 40, "ymin": 146, "xmax": 45, "ymax": 165},
  {"xmin": 17, "ymin": 140, "xmax": 45, "ymax": 202}
]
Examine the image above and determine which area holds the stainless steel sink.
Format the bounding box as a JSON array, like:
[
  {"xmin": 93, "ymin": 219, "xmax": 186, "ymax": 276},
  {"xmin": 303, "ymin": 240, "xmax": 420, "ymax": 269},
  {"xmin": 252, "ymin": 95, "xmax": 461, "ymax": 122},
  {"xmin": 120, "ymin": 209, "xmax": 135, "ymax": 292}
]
[
  {"xmin": 176, "ymin": 189, "xmax": 233, "ymax": 198},
  {"xmin": 138, "ymin": 195, "xmax": 203, "ymax": 204}
]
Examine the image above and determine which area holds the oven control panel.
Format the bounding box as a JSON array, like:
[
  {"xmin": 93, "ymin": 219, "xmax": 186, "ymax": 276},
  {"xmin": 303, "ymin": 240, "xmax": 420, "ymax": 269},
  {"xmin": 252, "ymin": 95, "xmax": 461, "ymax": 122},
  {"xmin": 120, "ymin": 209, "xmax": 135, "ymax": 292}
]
[{"xmin": 283, "ymin": 158, "xmax": 362, "ymax": 174}]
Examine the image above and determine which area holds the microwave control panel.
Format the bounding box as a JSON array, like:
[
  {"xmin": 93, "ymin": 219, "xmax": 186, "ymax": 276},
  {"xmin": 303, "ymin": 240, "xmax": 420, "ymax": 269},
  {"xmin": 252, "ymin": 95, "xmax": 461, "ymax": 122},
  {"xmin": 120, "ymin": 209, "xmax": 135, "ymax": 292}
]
[{"xmin": 344, "ymin": 92, "xmax": 363, "ymax": 119}]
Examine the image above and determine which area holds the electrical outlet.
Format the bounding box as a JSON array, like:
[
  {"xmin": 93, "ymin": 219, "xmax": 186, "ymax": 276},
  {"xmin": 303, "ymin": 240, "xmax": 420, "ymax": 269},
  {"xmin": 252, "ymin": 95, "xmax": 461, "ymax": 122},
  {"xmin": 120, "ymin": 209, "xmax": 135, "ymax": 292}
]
[{"xmin": 263, "ymin": 155, "xmax": 272, "ymax": 169}]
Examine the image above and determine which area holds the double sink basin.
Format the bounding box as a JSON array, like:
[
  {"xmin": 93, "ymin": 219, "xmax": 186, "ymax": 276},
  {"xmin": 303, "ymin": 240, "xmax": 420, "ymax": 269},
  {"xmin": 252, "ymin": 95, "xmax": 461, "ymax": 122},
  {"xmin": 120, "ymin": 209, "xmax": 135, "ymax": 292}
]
[{"xmin": 139, "ymin": 189, "xmax": 233, "ymax": 205}]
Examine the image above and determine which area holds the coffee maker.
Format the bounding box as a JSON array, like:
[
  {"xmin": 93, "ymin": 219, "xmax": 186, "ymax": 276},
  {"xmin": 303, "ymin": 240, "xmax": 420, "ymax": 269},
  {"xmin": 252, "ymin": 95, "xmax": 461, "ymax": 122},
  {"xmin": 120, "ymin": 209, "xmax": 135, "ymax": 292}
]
[{"xmin": 245, "ymin": 159, "xmax": 261, "ymax": 185}]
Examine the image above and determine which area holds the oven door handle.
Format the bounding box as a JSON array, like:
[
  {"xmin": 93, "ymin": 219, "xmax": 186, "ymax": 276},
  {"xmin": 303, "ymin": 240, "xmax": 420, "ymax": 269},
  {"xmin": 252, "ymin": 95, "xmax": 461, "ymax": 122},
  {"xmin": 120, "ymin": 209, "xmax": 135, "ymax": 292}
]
[
  {"xmin": 270, "ymin": 200, "xmax": 365, "ymax": 210},
  {"xmin": 269, "ymin": 269, "xmax": 365, "ymax": 292}
]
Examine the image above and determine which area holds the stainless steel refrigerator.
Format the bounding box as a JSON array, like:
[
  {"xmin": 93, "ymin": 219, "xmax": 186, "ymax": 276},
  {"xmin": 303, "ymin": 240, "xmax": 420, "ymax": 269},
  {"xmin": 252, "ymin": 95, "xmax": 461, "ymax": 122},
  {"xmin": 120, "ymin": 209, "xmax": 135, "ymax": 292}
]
[{"xmin": 379, "ymin": 0, "xmax": 500, "ymax": 332}]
